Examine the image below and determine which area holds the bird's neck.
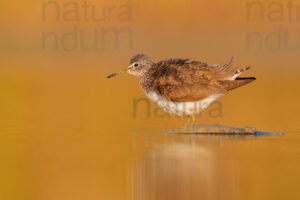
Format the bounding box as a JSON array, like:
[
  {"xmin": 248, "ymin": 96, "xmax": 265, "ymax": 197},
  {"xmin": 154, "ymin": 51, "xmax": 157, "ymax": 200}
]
[{"xmin": 139, "ymin": 66, "xmax": 157, "ymax": 93}]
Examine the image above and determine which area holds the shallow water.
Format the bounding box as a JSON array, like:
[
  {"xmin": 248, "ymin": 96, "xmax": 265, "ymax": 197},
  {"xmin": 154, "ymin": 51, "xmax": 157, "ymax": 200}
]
[
  {"xmin": 1, "ymin": 119, "xmax": 299, "ymax": 200},
  {"xmin": 129, "ymin": 132, "xmax": 300, "ymax": 200},
  {"xmin": 0, "ymin": 61, "xmax": 299, "ymax": 200},
  {"xmin": 1, "ymin": 0, "xmax": 300, "ymax": 199}
]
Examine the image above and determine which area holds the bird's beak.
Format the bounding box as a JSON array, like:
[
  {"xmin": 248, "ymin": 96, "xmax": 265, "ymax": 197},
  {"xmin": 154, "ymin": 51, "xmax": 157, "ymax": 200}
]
[{"xmin": 106, "ymin": 68, "xmax": 128, "ymax": 79}]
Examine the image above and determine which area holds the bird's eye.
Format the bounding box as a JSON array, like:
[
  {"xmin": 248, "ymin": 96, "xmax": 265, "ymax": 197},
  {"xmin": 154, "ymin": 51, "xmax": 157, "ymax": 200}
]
[{"xmin": 134, "ymin": 63, "xmax": 139, "ymax": 67}]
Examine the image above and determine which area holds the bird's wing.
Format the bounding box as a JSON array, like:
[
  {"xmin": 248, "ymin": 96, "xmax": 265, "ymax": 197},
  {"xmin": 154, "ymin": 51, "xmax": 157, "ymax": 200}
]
[
  {"xmin": 153, "ymin": 57, "xmax": 254, "ymax": 102},
  {"xmin": 152, "ymin": 59, "xmax": 231, "ymax": 102},
  {"xmin": 154, "ymin": 78, "xmax": 227, "ymax": 102},
  {"xmin": 155, "ymin": 57, "xmax": 237, "ymax": 80}
]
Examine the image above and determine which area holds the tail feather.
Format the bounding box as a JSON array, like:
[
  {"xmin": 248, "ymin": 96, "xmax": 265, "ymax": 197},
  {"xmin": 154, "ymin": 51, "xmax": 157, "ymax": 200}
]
[
  {"xmin": 213, "ymin": 56, "xmax": 235, "ymax": 75},
  {"xmin": 212, "ymin": 56, "xmax": 251, "ymax": 80},
  {"xmin": 235, "ymin": 66, "xmax": 251, "ymax": 74},
  {"xmin": 218, "ymin": 77, "xmax": 256, "ymax": 91},
  {"xmin": 211, "ymin": 57, "xmax": 255, "ymax": 87},
  {"xmin": 229, "ymin": 66, "xmax": 251, "ymax": 80}
]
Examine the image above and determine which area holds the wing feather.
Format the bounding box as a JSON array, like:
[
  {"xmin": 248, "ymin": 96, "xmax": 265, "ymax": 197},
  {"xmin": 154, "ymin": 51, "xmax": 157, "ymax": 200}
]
[
  {"xmin": 152, "ymin": 57, "xmax": 254, "ymax": 102},
  {"xmin": 153, "ymin": 58, "xmax": 230, "ymax": 102}
]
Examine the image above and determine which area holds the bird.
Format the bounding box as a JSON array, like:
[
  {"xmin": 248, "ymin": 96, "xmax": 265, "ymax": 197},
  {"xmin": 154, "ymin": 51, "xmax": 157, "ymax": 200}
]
[{"xmin": 107, "ymin": 54, "xmax": 256, "ymax": 124}]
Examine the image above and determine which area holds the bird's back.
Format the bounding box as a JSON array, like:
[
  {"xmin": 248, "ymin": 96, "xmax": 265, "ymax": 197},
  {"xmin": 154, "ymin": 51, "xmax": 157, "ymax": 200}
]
[{"xmin": 150, "ymin": 57, "xmax": 255, "ymax": 102}]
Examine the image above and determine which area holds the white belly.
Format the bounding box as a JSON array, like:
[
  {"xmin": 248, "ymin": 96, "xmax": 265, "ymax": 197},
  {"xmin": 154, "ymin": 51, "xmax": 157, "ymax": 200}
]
[{"xmin": 145, "ymin": 92, "xmax": 224, "ymax": 116}]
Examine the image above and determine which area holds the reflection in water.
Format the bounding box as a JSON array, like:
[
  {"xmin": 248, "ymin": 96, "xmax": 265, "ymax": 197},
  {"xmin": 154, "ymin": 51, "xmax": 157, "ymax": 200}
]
[
  {"xmin": 132, "ymin": 123, "xmax": 284, "ymax": 149},
  {"xmin": 129, "ymin": 145, "xmax": 239, "ymax": 200}
]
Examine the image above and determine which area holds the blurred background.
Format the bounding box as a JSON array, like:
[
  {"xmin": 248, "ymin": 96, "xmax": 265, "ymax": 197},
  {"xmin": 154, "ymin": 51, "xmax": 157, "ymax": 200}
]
[{"xmin": 0, "ymin": 0, "xmax": 299, "ymax": 199}]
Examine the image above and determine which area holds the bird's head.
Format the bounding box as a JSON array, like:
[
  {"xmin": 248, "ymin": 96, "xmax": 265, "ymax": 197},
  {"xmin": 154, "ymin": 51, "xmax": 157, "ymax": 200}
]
[{"xmin": 107, "ymin": 54, "xmax": 153, "ymax": 79}]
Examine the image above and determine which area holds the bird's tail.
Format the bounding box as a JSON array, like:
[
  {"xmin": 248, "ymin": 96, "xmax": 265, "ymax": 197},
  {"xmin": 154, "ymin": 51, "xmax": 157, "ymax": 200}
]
[
  {"xmin": 213, "ymin": 56, "xmax": 235, "ymax": 75},
  {"xmin": 215, "ymin": 65, "xmax": 252, "ymax": 80},
  {"xmin": 212, "ymin": 57, "xmax": 255, "ymax": 90},
  {"xmin": 218, "ymin": 77, "xmax": 256, "ymax": 91},
  {"xmin": 212, "ymin": 57, "xmax": 252, "ymax": 81},
  {"xmin": 227, "ymin": 66, "xmax": 252, "ymax": 80}
]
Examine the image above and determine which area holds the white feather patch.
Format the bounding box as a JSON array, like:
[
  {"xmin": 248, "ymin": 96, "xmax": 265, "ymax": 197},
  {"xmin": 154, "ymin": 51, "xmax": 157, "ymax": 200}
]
[{"xmin": 145, "ymin": 92, "xmax": 224, "ymax": 116}]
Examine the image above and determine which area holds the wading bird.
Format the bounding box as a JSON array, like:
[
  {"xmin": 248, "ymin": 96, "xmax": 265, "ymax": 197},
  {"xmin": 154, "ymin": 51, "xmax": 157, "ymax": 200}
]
[{"xmin": 107, "ymin": 54, "xmax": 255, "ymax": 124}]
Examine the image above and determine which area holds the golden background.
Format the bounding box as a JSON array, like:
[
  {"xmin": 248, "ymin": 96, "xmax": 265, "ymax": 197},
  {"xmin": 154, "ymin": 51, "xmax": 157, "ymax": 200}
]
[{"xmin": 0, "ymin": 0, "xmax": 299, "ymax": 199}]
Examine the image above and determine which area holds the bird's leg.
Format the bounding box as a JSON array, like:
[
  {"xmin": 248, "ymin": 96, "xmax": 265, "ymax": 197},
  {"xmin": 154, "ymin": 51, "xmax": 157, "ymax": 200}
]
[
  {"xmin": 186, "ymin": 115, "xmax": 195, "ymax": 130},
  {"xmin": 191, "ymin": 114, "xmax": 196, "ymax": 125},
  {"xmin": 180, "ymin": 116, "xmax": 191, "ymax": 131},
  {"xmin": 186, "ymin": 116, "xmax": 191, "ymax": 125}
]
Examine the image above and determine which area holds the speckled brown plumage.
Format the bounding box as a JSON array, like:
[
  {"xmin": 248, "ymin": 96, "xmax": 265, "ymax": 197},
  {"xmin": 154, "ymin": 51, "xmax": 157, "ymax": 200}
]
[
  {"xmin": 107, "ymin": 54, "xmax": 256, "ymax": 116},
  {"xmin": 137, "ymin": 56, "xmax": 255, "ymax": 102}
]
